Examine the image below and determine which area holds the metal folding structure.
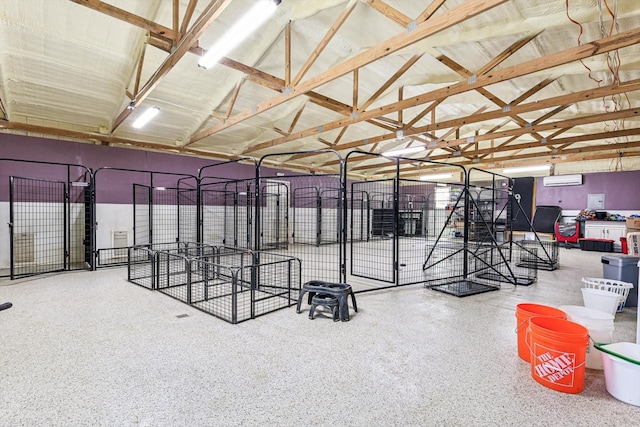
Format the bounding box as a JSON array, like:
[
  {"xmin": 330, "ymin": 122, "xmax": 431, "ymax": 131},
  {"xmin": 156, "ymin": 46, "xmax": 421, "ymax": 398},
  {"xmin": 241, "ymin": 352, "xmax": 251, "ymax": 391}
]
[
  {"xmin": 257, "ymin": 150, "xmax": 345, "ymax": 285},
  {"xmin": 93, "ymin": 167, "xmax": 198, "ymax": 268},
  {"xmin": 423, "ymin": 168, "xmax": 537, "ymax": 297},
  {"xmin": 1, "ymin": 159, "xmax": 93, "ymax": 279},
  {"xmin": 344, "ymin": 151, "xmax": 473, "ymax": 291},
  {"xmin": 2, "ymin": 151, "xmax": 557, "ymax": 309},
  {"xmin": 198, "ymin": 158, "xmax": 257, "ymax": 250}
]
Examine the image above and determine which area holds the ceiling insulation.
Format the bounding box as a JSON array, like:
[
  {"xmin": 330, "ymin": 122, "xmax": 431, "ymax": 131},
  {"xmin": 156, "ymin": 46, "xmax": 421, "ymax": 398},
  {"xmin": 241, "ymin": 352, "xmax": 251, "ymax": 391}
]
[{"xmin": 0, "ymin": 0, "xmax": 639, "ymax": 177}]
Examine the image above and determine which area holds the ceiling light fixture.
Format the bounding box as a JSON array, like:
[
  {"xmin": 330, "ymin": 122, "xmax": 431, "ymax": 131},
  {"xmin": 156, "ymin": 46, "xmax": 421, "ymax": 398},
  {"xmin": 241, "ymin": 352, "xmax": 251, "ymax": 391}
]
[
  {"xmin": 132, "ymin": 107, "xmax": 160, "ymax": 129},
  {"xmin": 382, "ymin": 145, "xmax": 424, "ymax": 157},
  {"xmin": 502, "ymin": 164, "xmax": 551, "ymax": 174},
  {"xmin": 419, "ymin": 173, "xmax": 453, "ymax": 181},
  {"xmin": 198, "ymin": 0, "xmax": 279, "ymax": 69}
]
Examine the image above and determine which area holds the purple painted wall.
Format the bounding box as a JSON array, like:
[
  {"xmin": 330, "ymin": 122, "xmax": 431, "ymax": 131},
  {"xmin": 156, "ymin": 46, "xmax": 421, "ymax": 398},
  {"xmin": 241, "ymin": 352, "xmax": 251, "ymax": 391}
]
[
  {"xmin": 0, "ymin": 133, "xmax": 287, "ymax": 203},
  {"xmin": 3, "ymin": 133, "xmax": 640, "ymax": 211},
  {"xmin": 535, "ymin": 170, "xmax": 640, "ymax": 211}
]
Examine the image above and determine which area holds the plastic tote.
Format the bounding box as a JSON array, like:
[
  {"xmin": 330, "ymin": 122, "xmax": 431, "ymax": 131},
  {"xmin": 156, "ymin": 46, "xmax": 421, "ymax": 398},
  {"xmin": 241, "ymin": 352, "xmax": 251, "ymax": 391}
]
[
  {"xmin": 515, "ymin": 303, "xmax": 566, "ymax": 362},
  {"xmin": 559, "ymin": 305, "xmax": 614, "ymax": 370},
  {"xmin": 595, "ymin": 342, "xmax": 640, "ymax": 406},
  {"xmin": 528, "ymin": 317, "xmax": 589, "ymax": 394},
  {"xmin": 581, "ymin": 288, "xmax": 621, "ymax": 317}
]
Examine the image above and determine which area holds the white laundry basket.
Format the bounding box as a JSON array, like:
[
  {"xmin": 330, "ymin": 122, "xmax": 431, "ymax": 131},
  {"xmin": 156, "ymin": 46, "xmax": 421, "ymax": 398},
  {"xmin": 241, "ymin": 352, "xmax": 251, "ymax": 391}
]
[{"xmin": 582, "ymin": 277, "xmax": 633, "ymax": 312}]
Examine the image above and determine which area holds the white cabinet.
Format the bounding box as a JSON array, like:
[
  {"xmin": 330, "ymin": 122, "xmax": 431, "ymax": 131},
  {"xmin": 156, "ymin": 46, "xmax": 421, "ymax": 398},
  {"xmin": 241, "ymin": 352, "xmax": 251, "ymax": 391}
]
[{"xmin": 583, "ymin": 221, "xmax": 626, "ymax": 249}]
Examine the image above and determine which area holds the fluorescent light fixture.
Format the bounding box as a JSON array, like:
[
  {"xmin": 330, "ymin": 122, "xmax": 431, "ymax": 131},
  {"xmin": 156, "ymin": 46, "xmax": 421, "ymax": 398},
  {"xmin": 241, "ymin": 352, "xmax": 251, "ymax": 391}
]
[
  {"xmin": 382, "ymin": 145, "xmax": 424, "ymax": 157},
  {"xmin": 502, "ymin": 164, "xmax": 551, "ymax": 174},
  {"xmin": 419, "ymin": 173, "xmax": 453, "ymax": 181},
  {"xmin": 132, "ymin": 107, "xmax": 160, "ymax": 129},
  {"xmin": 198, "ymin": 0, "xmax": 278, "ymax": 69}
]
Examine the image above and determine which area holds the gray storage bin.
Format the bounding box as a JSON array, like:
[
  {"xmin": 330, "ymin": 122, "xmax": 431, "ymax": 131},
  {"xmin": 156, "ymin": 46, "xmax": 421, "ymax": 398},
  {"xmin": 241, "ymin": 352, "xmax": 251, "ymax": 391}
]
[{"xmin": 601, "ymin": 255, "xmax": 640, "ymax": 307}]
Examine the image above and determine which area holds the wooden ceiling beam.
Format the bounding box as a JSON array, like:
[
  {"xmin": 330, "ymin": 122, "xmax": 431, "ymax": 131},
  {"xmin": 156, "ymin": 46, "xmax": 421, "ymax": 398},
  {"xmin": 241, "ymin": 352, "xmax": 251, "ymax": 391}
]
[
  {"xmin": 242, "ymin": 29, "xmax": 640, "ymax": 158},
  {"xmin": 441, "ymin": 106, "xmax": 640, "ymax": 147},
  {"xmin": 244, "ymin": 53, "xmax": 423, "ymax": 154},
  {"xmin": 133, "ymin": 43, "xmax": 146, "ymax": 96},
  {"xmin": 394, "ymin": 79, "xmax": 640, "ymax": 142},
  {"xmin": 180, "ymin": 0, "xmax": 198, "ymax": 36},
  {"xmin": 490, "ymin": 104, "xmax": 570, "ymax": 151},
  {"xmin": 285, "ymin": 21, "xmax": 292, "ymax": 87},
  {"xmin": 437, "ymin": 54, "xmax": 544, "ymax": 140},
  {"xmin": 365, "ymin": 0, "xmax": 412, "ymax": 27},
  {"xmin": 416, "ymin": 0, "xmax": 447, "ymax": 23},
  {"xmin": 476, "ymin": 31, "xmax": 541, "ymax": 76},
  {"xmin": 511, "ymin": 77, "xmax": 556, "ymax": 104},
  {"xmin": 430, "ymin": 131, "xmax": 640, "ymax": 167},
  {"xmin": 0, "ymin": 92, "xmax": 8, "ymax": 120},
  {"xmin": 112, "ymin": 0, "xmax": 233, "ymax": 131},
  {"xmin": 189, "ymin": 0, "xmax": 508, "ymax": 143},
  {"xmin": 69, "ymin": 0, "xmax": 178, "ymax": 40},
  {"xmin": 146, "ymin": 35, "xmax": 413, "ymax": 139},
  {"xmin": 287, "ymin": 74, "xmax": 637, "ymax": 162},
  {"xmin": 468, "ymin": 141, "xmax": 640, "ymax": 168},
  {"xmin": 353, "ymin": 70, "xmax": 358, "ymax": 112},
  {"xmin": 357, "ymin": 54, "xmax": 423, "ymax": 113},
  {"xmin": 288, "ymin": 103, "xmax": 307, "ymax": 134},
  {"xmin": 225, "ymin": 80, "xmax": 244, "ymax": 119},
  {"xmin": 358, "ymin": 136, "xmax": 640, "ymax": 175},
  {"xmin": 405, "ymin": 100, "xmax": 441, "ymax": 128},
  {"xmin": 173, "ymin": 0, "xmax": 179, "ymax": 40},
  {"xmin": 291, "ymin": 0, "xmax": 358, "ymax": 87}
]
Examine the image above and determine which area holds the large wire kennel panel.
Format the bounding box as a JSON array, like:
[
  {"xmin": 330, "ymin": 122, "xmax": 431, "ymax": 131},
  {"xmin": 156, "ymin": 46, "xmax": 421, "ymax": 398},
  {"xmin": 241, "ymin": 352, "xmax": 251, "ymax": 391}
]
[
  {"xmin": 345, "ymin": 151, "xmax": 469, "ymax": 291},
  {"xmin": 292, "ymin": 186, "xmax": 342, "ymax": 246},
  {"xmin": 198, "ymin": 159, "xmax": 257, "ymax": 249},
  {"xmin": 397, "ymin": 179, "xmax": 446, "ymax": 286},
  {"xmin": 93, "ymin": 167, "xmax": 198, "ymax": 268},
  {"xmin": 257, "ymin": 151, "xmax": 345, "ymax": 284},
  {"xmin": 1, "ymin": 159, "xmax": 93, "ymax": 279},
  {"xmin": 189, "ymin": 251, "xmax": 301, "ymax": 324},
  {"xmin": 424, "ymin": 168, "xmax": 533, "ymax": 296},
  {"xmin": 467, "ymin": 169, "xmax": 537, "ymax": 286},
  {"xmin": 199, "ymin": 179, "xmax": 254, "ymax": 248},
  {"xmin": 127, "ymin": 242, "xmax": 216, "ymax": 290},
  {"xmin": 349, "ymin": 179, "xmax": 396, "ymax": 284}
]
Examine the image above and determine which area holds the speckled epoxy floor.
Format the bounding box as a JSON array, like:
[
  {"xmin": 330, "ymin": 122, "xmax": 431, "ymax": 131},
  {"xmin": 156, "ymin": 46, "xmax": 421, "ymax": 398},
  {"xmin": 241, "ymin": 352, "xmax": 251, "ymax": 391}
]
[{"xmin": 1, "ymin": 247, "xmax": 639, "ymax": 426}]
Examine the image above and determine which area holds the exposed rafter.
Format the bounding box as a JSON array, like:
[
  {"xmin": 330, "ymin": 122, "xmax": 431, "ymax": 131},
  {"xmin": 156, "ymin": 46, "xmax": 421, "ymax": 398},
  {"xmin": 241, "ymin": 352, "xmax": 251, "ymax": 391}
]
[
  {"xmin": 291, "ymin": 0, "xmax": 358, "ymax": 86},
  {"xmin": 189, "ymin": 0, "xmax": 508, "ymax": 143},
  {"xmin": 111, "ymin": 0, "xmax": 234, "ymax": 130}
]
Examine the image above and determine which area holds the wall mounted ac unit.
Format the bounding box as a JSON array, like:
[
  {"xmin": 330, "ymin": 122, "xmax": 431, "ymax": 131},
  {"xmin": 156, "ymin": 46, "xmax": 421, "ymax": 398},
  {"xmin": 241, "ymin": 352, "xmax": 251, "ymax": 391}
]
[{"xmin": 542, "ymin": 174, "xmax": 583, "ymax": 187}]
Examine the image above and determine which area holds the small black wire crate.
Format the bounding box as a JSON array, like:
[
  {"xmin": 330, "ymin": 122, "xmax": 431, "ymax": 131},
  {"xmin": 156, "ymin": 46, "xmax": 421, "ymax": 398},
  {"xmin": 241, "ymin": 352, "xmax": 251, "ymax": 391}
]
[
  {"xmin": 471, "ymin": 242, "xmax": 537, "ymax": 286},
  {"xmin": 423, "ymin": 241, "xmax": 500, "ymax": 297},
  {"xmin": 515, "ymin": 239, "xmax": 559, "ymax": 271}
]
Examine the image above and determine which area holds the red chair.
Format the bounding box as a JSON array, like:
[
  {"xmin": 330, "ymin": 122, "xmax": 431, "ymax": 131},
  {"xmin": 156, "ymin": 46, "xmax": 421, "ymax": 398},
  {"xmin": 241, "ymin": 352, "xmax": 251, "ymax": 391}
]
[{"xmin": 555, "ymin": 221, "xmax": 580, "ymax": 248}]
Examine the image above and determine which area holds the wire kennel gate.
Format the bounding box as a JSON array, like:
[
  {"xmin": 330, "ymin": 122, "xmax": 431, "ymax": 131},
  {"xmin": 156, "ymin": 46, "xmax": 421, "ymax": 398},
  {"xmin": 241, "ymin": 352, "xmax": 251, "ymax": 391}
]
[
  {"xmin": 257, "ymin": 150, "xmax": 345, "ymax": 284},
  {"xmin": 93, "ymin": 167, "xmax": 198, "ymax": 268},
  {"xmin": 1, "ymin": 159, "xmax": 93, "ymax": 279}
]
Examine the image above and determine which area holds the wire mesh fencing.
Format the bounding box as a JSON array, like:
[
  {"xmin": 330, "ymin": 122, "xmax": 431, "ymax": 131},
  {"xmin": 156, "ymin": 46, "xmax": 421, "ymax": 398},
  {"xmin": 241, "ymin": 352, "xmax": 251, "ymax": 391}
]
[{"xmin": 127, "ymin": 244, "xmax": 301, "ymax": 324}]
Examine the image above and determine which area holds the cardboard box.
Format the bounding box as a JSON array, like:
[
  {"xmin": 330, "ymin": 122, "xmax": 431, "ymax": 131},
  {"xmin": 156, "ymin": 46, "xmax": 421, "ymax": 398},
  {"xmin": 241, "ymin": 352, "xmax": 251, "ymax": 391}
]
[{"xmin": 626, "ymin": 218, "xmax": 640, "ymax": 230}]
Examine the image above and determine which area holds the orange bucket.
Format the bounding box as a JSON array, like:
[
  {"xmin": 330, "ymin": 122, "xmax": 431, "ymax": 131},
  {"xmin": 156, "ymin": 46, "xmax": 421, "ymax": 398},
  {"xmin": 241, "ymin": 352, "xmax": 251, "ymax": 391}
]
[
  {"xmin": 515, "ymin": 303, "xmax": 566, "ymax": 362},
  {"xmin": 528, "ymin": 316, "xmax": 589, "ymax": 394}
]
